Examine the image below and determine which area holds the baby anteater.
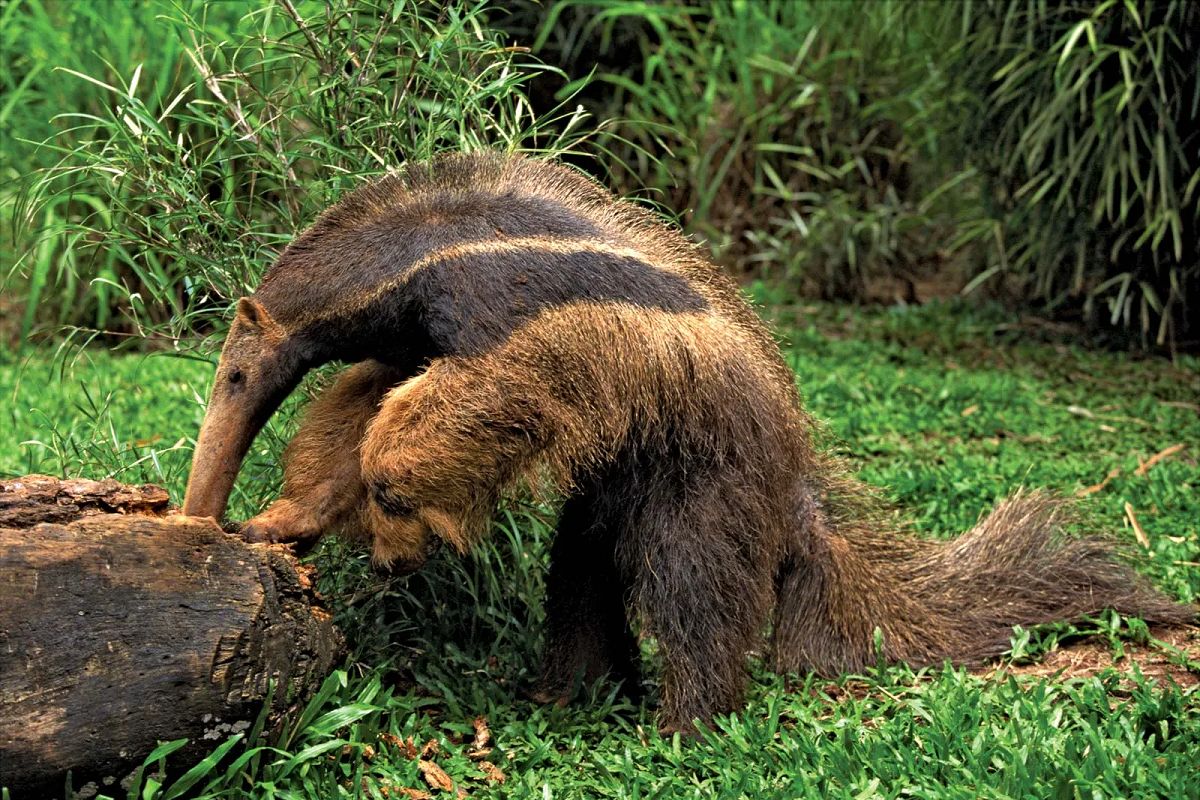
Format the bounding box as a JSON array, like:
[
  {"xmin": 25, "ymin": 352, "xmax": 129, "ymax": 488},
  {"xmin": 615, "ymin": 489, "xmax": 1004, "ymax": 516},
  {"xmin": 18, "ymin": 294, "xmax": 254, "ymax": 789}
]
[{"xmin": 183, "ymin": 151, "xmax": 1194, "ymax": 733}]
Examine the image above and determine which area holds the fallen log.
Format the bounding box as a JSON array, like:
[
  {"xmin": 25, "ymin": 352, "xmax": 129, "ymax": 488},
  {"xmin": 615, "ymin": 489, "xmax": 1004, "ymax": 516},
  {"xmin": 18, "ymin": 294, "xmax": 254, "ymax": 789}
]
[{"xmin": 0, "ymin": 476, "xmax": 343, "ymax": 797}]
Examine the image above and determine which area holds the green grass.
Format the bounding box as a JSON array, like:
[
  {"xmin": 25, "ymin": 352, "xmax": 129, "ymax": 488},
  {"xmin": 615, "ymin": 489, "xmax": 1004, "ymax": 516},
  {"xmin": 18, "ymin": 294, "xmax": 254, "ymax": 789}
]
[
  {"xmin": 2, "ymin": 301, "xmax": 1197, "ymax": 799},
  {"xmin": 949, "ymin": 0, "xmax": 1200, "ymax": 347}
]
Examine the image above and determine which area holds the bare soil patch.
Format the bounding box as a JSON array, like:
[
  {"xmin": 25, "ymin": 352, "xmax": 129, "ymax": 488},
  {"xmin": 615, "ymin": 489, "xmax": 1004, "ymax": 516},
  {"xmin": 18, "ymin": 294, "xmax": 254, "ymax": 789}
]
[{"xmin": 982, "ymin": 626, "xmax": 1199, "ymax": 690}]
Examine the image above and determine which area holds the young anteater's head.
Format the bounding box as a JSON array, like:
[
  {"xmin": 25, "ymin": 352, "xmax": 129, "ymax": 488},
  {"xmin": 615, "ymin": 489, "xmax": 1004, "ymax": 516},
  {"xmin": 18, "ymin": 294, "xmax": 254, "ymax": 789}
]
[{"xmin": 182, "ymin": 297, "xmax": 311, "ymax": 520}]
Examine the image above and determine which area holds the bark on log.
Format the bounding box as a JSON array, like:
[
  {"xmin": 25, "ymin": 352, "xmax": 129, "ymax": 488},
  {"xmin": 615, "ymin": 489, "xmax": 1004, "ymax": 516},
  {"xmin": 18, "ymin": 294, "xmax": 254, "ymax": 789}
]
[{"xmin": 0, "ymin": 476, "xmax": 344, "ymax": 797}]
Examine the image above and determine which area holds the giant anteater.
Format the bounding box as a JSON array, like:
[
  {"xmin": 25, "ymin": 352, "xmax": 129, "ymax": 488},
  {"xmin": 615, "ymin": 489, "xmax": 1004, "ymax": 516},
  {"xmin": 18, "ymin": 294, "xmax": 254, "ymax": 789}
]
[{"xmin": 183, "ymin": 152, "xmax": 1192, "ymax": 732}]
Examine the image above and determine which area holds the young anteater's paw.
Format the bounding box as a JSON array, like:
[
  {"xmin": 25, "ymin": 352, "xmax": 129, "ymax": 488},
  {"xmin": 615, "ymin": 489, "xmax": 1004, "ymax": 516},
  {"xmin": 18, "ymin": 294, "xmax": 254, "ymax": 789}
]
[{"xmin": 240, "ymin": 498, "xmax": 323, "ymax": 549}]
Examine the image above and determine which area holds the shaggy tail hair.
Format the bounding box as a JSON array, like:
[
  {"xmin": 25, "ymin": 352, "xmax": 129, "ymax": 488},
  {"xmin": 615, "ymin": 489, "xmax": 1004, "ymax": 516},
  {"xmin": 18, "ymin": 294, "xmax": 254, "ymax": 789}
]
[{"xmin": 772, "ymin": 490, "xmax": 1196, "ymax": 676}]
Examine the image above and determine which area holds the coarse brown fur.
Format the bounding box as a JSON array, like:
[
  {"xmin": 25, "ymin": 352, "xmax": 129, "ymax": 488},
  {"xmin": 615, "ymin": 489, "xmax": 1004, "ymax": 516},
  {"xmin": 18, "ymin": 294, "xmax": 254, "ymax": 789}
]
[{"xmin": 183, "ymin": 151, "xmax": 1195, "ymax": 733}]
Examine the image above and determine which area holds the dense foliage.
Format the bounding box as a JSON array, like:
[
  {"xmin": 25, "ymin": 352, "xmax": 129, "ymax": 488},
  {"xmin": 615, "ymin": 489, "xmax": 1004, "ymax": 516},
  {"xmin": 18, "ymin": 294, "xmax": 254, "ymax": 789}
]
[
  {"xmin": 954, "ymin": 0, "xmax": 1200, "ymax": 348},
  {"xmin": 517, "ymin": 0, "xmax": 1199, "ymax": 346},
  {"xmin": 4, "ymin": 0, "xmax": 1198, "ymax": 349}
]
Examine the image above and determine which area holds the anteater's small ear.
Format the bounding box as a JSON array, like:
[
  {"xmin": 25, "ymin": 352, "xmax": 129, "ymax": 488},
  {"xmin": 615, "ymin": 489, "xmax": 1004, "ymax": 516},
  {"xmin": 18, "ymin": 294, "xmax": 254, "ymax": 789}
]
[
  {"xmin": 235, "ymin": 297, "xmax": 285, "ymax": 341},
  {"xmin": 236, "ymin": 297, "xmax": 264, "ymax": 327}
]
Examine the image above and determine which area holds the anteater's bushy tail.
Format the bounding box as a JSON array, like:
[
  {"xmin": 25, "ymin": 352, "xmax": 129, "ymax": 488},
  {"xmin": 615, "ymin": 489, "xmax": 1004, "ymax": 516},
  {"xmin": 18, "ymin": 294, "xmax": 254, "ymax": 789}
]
[{"xmin": 771, "ymin": 491, "xmax": 1195, "ymax": 676}]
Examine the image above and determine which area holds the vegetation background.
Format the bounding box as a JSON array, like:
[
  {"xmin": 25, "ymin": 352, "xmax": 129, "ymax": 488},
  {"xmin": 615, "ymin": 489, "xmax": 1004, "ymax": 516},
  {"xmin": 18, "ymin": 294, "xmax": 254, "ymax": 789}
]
[{"xmin": 1, "ymin": 1, "xmax": 1197, "ymax": 798}]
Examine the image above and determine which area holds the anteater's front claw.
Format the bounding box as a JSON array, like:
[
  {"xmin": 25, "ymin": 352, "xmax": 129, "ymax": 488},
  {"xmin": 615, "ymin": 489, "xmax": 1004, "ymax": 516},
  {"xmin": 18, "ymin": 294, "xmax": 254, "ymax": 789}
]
[
  {"xmin": 239, "ymin": 518, "xmax": 283, "ymax": 544},
  {"xmin": 239, "ymin": 519, "xmax": 322, "ymax": 555}
]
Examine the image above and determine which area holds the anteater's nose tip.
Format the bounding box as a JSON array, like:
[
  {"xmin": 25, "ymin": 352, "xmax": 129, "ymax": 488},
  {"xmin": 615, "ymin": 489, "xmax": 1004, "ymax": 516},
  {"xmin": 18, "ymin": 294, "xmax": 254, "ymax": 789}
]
[{"xmin": 180, "ymin": 495, "xmax": 224, "ymax": 521}]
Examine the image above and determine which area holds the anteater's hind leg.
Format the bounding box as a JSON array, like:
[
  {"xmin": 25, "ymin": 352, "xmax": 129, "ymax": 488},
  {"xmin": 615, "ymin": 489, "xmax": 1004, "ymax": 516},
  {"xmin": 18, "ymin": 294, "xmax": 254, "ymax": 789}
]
[
  {"xmin": 770, "ymin": 487, "xmax": 927, "ymax": 676},
  {"xmin": 770, "ymin": 541, "xmax": 873, "ymax": 677},
  {"xmin": 532, "ymin": 491, "xmax": 640, "ymax": 705},
  {"xmin": 622, "ymin": 478, "xmax": 775, "ymax": 734},
  {"xmin": 241, "ymin": 360, "xmax": 407, "ymax": 545}
]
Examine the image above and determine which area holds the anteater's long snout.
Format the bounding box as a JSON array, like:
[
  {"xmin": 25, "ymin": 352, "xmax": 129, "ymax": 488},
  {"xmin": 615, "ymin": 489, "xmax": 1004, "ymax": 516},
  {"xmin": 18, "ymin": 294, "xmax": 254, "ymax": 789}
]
[
  {"xmin": 182, "ymin": 298, "xmax": 301, "ymax": 521},
  {"xmin": 182, "ymin": 394, "xmax": 261, "ymax": 520}
]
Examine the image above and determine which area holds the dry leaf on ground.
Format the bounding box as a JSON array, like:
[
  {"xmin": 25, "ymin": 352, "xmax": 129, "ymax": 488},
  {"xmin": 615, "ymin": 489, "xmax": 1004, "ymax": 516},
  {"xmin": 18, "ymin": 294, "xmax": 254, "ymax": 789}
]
[
  {"xmin": 468, "ymin": 716, "xmax": 491, "ymax": 758},
  {"xmin": 419, "ymin": 760, "xmax": 465, "ymax": 797},
  {"xmin": 478, "ymin": 761, "xmax": 506, "ymax": 784},
  {"xmin": 380, "ymin": 732, "xmax": 420, "ymax": 760},
  {"xmin": 1124, "ymin": 502, "xmax": 1150, "ymax": 548},
  {"xmin": 397, "ymin": 789, "xmax": 433, "ymax": 800}
]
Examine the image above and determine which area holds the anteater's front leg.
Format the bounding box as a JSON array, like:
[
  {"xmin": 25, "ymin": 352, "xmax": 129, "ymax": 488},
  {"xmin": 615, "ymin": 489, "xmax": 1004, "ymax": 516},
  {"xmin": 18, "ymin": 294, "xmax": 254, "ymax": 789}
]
[
  {"xmin": 241, "ymin": 360, "xmax": 407, "ymax": 545},
  {"xmin": 532, "ymin": 492, "xmax": 640, "ymax": 705}
]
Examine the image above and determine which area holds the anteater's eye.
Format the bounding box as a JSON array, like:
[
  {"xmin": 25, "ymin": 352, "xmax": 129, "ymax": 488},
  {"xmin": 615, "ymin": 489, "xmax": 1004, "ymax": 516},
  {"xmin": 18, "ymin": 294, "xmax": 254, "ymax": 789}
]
[{"xmin": 228, "ymin": 368, "xmax": 245, "ymax": 385}]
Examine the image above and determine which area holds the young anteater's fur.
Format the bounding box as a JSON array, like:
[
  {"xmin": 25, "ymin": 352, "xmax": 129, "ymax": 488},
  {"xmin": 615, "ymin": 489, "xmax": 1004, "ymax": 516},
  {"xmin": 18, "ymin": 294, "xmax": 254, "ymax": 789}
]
[{"xmin": 182, "ymin": 152, "xmax": 1194, "ymax": 732}]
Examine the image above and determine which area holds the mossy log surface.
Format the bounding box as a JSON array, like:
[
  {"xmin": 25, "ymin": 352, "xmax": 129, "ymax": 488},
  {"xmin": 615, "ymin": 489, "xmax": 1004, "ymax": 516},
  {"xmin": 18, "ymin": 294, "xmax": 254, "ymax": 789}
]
[{"xmin": 0, "ymin": 475, "xmax": 343, "ymax": 797}]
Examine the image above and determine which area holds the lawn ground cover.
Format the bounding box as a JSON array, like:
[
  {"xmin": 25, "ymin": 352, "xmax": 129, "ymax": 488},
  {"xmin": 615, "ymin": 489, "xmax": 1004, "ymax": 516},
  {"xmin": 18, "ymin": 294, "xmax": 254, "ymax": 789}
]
[{"xmin": 1, "ymin": 301, "xmax": 1197, "ymax": 799}]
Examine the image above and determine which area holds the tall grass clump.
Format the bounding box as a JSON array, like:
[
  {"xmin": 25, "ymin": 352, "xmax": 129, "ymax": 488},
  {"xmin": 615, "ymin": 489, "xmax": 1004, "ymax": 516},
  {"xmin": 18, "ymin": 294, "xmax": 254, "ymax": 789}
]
[
  {"xmin": 1, "ymin": 0, "xmax": 237, "ymax": 345},
  {"xmin": 524, "ymin": 0, "xmax": 969, "ymax": 302},
  {"xmin": 950, "ymin": 0, "xmax": 1200, "ymax": 347},
  {"xmin": 2, "ymin": 0, "xmax": 598, "ymax": 349}
]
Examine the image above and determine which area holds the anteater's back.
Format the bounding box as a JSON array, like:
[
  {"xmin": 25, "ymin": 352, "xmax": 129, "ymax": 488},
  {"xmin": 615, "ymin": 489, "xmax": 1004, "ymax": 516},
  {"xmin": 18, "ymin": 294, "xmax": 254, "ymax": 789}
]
[{"xmin": 257, "ymin": 153, "xmax": 787, "ymax": 364}]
